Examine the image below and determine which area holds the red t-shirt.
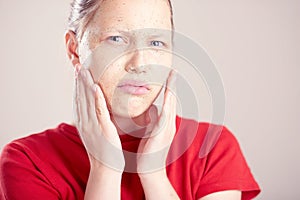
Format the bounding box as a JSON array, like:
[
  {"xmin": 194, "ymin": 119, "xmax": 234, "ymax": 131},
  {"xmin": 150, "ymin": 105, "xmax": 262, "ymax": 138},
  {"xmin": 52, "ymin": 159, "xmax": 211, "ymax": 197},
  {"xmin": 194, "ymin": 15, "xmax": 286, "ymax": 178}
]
[{"xmin": 0, "ymin": 117, "xmax": 260, "ymax": 199}]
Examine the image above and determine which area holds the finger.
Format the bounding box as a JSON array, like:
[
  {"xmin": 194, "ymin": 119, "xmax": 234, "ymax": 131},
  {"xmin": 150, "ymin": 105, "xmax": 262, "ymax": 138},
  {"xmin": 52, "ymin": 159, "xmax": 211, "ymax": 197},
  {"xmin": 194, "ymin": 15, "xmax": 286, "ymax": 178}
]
[
  {"xmin": 160, "ymin": 70, "xmax": 177, "ymax": 122},
  {"xmin": 165, "ymin": 69, "xmax": 177, "ymax": 94},
  {"xmin": 73, "ymin": 64, "xmax": 83, "ymax": 126},
  {"xmin": 76, "ymin": 68, "xmax": 89, "ymax": 126},
  {"xmin": 94, "ymin": 83, "xmax": 112, "ymax": 126},
  {"xmin": 146, "ymin": 104, "xmax": 159, "ymax": 125},
  {"xmin": 144, "ymin": 105, "xmax": 159, "ymax": 136},
  {"xmin": 80, "ymin": 69, "xmax": 99, "ymax": 122},
  {"xmin": 73, "ymin": 74, "xmax": 80, "ymax": 126},
  {"xmin": 74, "ymin": 63, "xmax": 81, "ymax": 78}
]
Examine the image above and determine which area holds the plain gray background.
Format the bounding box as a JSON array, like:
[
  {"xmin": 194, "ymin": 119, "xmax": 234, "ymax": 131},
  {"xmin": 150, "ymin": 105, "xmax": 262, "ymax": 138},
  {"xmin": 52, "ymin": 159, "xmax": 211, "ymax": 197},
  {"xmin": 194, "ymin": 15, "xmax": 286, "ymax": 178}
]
[{"xmin": 1, "ymin": 0, "xmax": 299, "ymax": 199}]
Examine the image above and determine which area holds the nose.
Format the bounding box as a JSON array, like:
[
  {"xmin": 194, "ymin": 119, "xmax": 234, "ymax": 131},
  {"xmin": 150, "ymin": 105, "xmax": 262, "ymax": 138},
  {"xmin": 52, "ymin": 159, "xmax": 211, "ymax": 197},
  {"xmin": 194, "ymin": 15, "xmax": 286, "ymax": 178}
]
[{"xmin": 125, "ymin": 49, "xmax": 147, "ymax": 73}]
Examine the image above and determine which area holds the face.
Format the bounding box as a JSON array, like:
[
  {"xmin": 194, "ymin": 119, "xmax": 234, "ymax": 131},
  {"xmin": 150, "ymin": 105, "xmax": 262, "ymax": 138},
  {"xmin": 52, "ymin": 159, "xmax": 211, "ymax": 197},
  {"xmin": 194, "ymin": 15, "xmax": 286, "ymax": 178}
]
[{"xmin": 78, "ymin": 0, "xmax": 173, "ymax": 118}]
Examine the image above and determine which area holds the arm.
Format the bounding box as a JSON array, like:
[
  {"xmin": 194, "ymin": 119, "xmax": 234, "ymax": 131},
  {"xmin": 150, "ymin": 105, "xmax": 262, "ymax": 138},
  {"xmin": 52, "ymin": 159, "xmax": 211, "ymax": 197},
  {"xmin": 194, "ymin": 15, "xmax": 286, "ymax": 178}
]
[
  {"xmin": 84, "ymin": 160, "xmax": 122, "ymax": 200},
  {"xmin": 137, "ymin": 70, "xmax": 180, "ymax": 200},
  {"xmin": 74, "ymin": 66, "xmax": 125, "ymax": 200},
  {"xmin": 195, "ymin": 126, "xmax": 260, "ymax": 199},
  {"xmin": 139, "ymin": 170, "xmax": 180, "ymax": 200},
  {"xmin": 199, "ymin": 190, "xmax": 241, "ymax": 200}
]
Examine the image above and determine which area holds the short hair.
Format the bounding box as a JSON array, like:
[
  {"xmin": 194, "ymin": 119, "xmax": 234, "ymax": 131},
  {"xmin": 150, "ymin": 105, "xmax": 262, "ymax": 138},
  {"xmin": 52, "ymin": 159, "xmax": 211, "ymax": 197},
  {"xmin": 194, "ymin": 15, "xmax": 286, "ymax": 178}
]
[{"xmin": 67, "ymin": 0, "xmax": 174, "ymax": 41}]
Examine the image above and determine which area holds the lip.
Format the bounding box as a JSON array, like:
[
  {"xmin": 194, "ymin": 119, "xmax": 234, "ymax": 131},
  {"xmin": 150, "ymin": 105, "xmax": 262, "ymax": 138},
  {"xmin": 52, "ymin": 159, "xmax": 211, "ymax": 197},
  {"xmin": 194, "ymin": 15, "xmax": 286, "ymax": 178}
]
[{"xmin": 117, "ymin": 80, "xmax": 150, "ymax": 95}]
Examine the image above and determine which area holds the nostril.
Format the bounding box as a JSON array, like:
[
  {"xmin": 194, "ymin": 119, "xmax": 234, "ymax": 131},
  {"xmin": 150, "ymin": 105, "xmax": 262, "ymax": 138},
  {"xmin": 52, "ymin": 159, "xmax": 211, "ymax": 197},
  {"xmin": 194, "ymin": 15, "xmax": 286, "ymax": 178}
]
[{"xmin": 126, "ymin": 65, "xmax": 146, "ymax": 74}]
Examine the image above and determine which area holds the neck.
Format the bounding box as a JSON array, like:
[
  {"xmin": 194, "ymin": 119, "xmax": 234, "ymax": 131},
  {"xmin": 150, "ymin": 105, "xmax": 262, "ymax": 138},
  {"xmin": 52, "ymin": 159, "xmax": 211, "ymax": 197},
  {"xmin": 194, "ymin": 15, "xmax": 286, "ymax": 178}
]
[{"xmin": 111, "ymin": 111, "xmax": 149, "ymax": 136}]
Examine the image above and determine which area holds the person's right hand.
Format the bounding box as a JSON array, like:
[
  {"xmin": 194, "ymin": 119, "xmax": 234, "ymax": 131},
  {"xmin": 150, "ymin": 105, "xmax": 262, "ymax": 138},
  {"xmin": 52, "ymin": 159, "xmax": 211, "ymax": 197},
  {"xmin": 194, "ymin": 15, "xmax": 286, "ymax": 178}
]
[{"xmin": 73, "ymin": 64, "xmax": 125, "ymax": 172}]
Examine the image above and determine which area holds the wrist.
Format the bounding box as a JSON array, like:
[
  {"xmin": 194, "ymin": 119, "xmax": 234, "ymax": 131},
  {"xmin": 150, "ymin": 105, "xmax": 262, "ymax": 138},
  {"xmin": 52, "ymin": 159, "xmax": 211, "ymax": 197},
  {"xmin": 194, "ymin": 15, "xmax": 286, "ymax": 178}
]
[
  {"xmin": 138, "ymin": 169, "xmax": 180, "ymax": 199},
  {"xmin": 89, "ymin": 153, "xmax": 124, "ymax": 174},
  {"xmin": 138, "ymin": 169, "xmax": 167, "ymax": 183},
  {"xmin": 91, "ymin": 164, "xmax": 123, "ymax": 175},
  {"xmin": 90, "ymin": 159, "xmax": 123, "ymax": 177},
  {"xmin": 85, "ymin": 159, "xmax": 123, "ymax": 200}
]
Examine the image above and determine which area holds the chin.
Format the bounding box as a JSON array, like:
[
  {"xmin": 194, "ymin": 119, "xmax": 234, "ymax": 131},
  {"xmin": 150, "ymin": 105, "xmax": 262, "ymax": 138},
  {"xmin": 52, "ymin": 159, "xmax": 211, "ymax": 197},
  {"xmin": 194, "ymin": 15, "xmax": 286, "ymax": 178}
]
[
  {"xmin": 111, "ymin": 105, "xmax": 149, "ymax": 119},
  {"xmin": 109, "ymin": 88, "xmax": 161, "ymax": 119},
  {"xmin": 109, "ymin": 98, "xmax": 151, "ymax": 119}
]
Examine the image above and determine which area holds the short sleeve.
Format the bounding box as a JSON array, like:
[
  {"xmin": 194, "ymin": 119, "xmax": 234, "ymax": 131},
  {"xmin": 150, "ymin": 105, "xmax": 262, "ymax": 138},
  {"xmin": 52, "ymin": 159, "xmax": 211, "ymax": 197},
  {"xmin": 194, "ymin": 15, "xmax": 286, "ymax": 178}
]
[
  {"xmin": 196, "ymin": 126, "xmax": 260, "ymax": 200},
  {"xmin": 0, "ymin": 142, "xmax": 60, "ymax": 200}
]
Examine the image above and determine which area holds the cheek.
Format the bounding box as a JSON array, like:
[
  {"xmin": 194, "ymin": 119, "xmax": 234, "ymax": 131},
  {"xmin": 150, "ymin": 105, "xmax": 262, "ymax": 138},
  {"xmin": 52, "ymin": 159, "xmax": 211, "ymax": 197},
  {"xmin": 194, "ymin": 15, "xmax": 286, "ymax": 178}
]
[
  {"xmin": 97, "ymin": 68, "xmax": 123, "ymax": 110},
  {"xmin": 86, "ymin": 47, "xmax": 171, "ymax": 117},
  {"xmin": 110, "ymin": 85, "xmax": 163, "ymax": 118},
  {"xmin": 88, "ymin": 48, "xmax": 123, "ymax": 82},
  {"xmin": 146, "ymin": 50, "xmax": 173, "ymax": 82},
  {"xmin": 88, "ymin": 50, "xmax": 127, "ymax": 103},
  {"xmin": 147, "ymin": 49, "xmax": 172, "ymax": 66}
]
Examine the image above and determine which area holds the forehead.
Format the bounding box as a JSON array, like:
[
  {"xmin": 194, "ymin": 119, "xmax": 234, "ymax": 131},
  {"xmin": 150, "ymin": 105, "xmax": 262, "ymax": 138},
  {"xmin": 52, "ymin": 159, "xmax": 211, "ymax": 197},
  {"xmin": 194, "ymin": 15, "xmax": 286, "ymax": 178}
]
[{"xmin": 89, "ymin": 0, "xmax": 172, "ymax": 32}]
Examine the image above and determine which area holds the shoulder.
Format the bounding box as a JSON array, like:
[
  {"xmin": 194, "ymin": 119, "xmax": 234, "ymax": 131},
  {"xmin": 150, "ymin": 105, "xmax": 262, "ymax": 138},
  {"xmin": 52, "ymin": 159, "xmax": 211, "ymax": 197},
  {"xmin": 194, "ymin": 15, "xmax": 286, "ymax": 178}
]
[
  {"xmin": 0, "ymin": 123, "xmax": 81, "ymax": 168},
  {"xmin": 3, "ymin": 123, "xmax": 78, "ymax": 150},
  {"xmin": 0, "ymin": 123, "xmax": 89, "ymax": 199},
  {"xmin": 0, "ymin": 123, "xmax": 85, "ymax": 199},
  {"xmin": 175, "ymin": 116, "xmax": 238, "ymax": 158},
  {"xmin": 174, "ymin": 116, "xmax": 260, "ymax": 200}
]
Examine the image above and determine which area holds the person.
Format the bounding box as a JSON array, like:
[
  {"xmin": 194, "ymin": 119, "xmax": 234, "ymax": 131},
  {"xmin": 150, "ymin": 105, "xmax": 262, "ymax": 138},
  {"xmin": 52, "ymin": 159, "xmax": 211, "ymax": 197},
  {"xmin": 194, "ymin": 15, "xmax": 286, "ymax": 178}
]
[{"xmin": 0, "ymin": 0, "xmax": 260, "ymax": 199}]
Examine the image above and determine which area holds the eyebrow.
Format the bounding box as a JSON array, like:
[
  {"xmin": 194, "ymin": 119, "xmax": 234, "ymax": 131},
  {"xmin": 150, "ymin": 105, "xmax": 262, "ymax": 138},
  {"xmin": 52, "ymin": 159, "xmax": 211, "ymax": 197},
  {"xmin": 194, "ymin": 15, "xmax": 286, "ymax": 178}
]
[
  {"xmin": 101, "ymin": 28, "xmax": 172, "ymax": 38},
  {"xmin": 148, "ymin": 33, "xmax": 172, "ymax": 39}
]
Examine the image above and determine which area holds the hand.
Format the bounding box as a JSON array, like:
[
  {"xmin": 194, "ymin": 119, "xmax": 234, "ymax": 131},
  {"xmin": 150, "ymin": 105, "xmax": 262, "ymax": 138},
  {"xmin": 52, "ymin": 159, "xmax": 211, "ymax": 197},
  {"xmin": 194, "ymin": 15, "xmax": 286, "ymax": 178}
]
[
  {"xmin": 137, "ymin": 70, "xmax": 177, "ymax": 174},
  {"xmin": 73, "ymin": 64, "xmax": 125, "ymax": 172}
]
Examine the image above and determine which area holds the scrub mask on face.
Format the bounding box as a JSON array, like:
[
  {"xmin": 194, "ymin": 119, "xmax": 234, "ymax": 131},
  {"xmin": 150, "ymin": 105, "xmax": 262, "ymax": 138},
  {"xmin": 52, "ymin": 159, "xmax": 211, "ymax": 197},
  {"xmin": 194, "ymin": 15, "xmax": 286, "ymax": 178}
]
[{"xmin": 77, "ymin": 27, "xmax": 226, "ymax": 173}]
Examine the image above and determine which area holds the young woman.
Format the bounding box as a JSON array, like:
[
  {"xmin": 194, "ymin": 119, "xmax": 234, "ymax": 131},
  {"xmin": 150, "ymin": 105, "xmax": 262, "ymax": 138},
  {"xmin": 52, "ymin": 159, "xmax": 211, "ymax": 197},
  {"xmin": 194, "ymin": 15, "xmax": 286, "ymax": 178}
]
[{"xmin": 0, "ymin": 0, "xmax": 260, "ymax": 199}]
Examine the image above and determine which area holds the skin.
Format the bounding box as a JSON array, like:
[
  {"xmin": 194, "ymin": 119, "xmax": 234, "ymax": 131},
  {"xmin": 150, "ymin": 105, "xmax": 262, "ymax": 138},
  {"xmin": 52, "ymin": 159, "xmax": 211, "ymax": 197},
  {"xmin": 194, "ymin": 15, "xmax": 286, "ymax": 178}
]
[
  {"xmin": 65, "ymin": 0, "xmax": 241, "ymax": 199},
  {"xmin": 78, "ymin": 0, "xmax": 173, "ymax": 124}
]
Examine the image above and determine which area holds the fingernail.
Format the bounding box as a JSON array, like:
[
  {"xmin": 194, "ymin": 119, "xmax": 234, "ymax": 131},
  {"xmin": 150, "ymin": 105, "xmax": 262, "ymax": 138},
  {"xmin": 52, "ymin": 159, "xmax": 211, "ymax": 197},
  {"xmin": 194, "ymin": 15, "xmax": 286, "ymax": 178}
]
[
  {"xmin": 76, "ymin": 63, "xmax": 81, "ymax": 72},
  {"xmin": 171, "ymin": 70, "xmax": 177, "ymax": 81},
  {"xmin": 93, "ymin": 84, "xmax": 98, "ymax": 95},
  {"xmin": 80, "ymin": 69, "xmax": 86, "ymax": 80},
  {"xmin": 169, "ymin": 70, "xmax": 177, "ymax": 90},
  {"xmin": 74, "ymin": 64, "xmax": 80, "ymax": 78}
]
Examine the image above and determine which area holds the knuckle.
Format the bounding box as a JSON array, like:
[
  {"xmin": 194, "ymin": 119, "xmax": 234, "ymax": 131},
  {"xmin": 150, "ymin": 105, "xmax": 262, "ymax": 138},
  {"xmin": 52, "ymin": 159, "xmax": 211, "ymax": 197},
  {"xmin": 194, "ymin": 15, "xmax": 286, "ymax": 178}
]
[
  {"xmin": 81, "ymin": 126, "xmax": 89, "ymax": 135},
  {"xmin": 95, "ymin": 106, "xmax": 102, "ymax": 116}
]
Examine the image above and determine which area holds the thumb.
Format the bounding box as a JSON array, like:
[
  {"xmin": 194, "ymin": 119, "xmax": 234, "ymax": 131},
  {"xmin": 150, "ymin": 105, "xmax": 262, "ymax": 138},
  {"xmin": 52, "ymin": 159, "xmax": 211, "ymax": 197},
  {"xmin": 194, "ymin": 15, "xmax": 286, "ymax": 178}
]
[
  {"xmin": 146, "ymin": 104, "xmax": 158, "ymax": 125},
  {"xmin": 144, "ymin": 105, "xmax": 158, "ymax": 136}
]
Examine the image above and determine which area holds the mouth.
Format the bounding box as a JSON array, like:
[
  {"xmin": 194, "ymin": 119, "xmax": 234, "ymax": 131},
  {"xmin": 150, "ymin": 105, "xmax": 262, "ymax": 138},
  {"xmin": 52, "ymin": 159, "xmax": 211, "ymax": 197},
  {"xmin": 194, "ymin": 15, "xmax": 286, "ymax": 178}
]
[{"xmin": 117, "ymin": 80, "xmax": 151, "ymax": 95}]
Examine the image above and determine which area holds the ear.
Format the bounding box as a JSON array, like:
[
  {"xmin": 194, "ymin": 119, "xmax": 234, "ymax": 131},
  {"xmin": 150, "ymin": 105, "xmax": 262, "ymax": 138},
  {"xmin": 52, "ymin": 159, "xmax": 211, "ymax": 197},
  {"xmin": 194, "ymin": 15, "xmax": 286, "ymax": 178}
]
[{"xmin": 65, "ymin": 30, "xmax": 80, "ymax": 67}]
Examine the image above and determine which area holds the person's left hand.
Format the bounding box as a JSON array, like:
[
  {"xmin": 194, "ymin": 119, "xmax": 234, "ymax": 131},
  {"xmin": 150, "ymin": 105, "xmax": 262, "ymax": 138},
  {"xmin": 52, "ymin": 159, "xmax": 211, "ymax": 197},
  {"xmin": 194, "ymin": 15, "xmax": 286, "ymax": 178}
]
[{"xmin": 136, "ymin": 70, "xmax": 177, "ymax": 174}]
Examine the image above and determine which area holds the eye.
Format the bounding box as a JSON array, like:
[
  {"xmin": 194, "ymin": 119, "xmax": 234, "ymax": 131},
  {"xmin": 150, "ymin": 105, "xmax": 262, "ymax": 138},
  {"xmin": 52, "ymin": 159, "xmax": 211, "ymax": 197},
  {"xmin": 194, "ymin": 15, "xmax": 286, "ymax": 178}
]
[
  {"xmin": 150, "ymin": 40, "xmax": 165, "ymax": 47},
  {"xmin": 107, "ymin": 36, "xmax": 126, "ymax": 43}
]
